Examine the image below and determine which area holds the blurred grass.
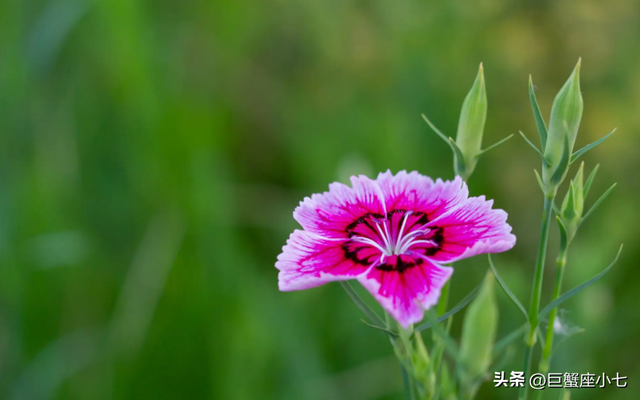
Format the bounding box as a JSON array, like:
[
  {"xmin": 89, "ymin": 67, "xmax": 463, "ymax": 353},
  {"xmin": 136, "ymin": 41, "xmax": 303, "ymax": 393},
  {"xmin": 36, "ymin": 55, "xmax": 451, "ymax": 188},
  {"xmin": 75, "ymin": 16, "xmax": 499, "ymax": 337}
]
[{"xmin": 1, "ymin": 0, "xmax": 639, "ymax": 399}]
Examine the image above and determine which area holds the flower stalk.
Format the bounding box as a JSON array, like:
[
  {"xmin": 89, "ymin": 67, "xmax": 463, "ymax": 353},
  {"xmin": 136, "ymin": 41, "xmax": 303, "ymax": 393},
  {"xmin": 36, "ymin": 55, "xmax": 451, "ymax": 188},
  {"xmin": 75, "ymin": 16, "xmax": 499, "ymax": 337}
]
[
  {"xmin": 540, "ymin": 245, "xmax": 568, "ymax": 373},
  {"xmin": 519, "ymin": 60, "xmax": 584, "ymax": 400},
  {"xmin": 519, "ymin": 194, "xmax": 555, "ymax": 400}
]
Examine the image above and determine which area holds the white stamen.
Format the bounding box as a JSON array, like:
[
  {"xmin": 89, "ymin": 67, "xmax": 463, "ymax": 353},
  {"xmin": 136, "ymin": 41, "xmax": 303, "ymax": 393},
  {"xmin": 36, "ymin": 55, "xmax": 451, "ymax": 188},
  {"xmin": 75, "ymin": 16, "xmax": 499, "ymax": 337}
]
[
  {"xmin": 349, "ymin": 210, "xmax": 437, "ymax": 259},
  {"xmin": 375, "ymin": 223, "xmax": 392, "ymax": 254},
  {"xmin": 394, "ymin": 210, "xmax": 413, "ymax": 253},
  {"xmin": 396, "ymin": 228, "xmax": 430, "ymax": 253},
  {"xmin": 351, "ymin": 236, "xmax": 390, "ymax": 256},
  {"xmin": 398, "ymin": 239, "xmax": 437, "ymax": 255}
]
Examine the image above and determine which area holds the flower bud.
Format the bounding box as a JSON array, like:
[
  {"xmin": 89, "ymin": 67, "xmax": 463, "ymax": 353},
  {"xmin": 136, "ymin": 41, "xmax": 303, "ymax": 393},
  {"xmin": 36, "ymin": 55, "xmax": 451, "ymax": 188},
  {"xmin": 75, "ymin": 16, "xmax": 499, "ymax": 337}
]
[
  {"xmin": 458, "ymin": 270, "xmax": 498, "ymax": 396},
  {"xmin": 559, "ymin": 163, "xmax": 589, "ymax": 242},
  {"xmin": 543, "ymin": 59, "xmax": 583, "ymax": 183},
  {"xmin": 455, "ymin": 63, "xmax": 487, "ymax": 178}
]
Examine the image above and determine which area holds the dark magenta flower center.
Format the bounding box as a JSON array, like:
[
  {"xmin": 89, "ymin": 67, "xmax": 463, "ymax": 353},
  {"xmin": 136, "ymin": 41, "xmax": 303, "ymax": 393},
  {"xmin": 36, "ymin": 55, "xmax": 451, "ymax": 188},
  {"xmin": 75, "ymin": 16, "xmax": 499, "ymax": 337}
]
[{"xmin": 342, "ymin": 209, "xmax": 443, "ymax": 273}]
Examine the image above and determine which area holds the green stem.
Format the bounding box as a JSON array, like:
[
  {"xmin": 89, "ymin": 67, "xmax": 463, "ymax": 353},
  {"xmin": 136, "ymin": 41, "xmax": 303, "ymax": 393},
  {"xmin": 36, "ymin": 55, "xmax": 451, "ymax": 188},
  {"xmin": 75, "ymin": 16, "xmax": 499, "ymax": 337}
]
[
  {"xmin": 388, "ymin": 312, "xmax": 420, "ymax": 400},
  {"xmin": 539, "ymin": 246, "xmax": 568, "ymax": 373},
  {"xmin": 400, "ymin": 363, "xmax": 417, "ymax": 400},
  {"xmin": 519, "ymin": 195, "xmax": 555, "ymax": 400},
  {"xmin": 428, "ymin": 274, "xmax": 451, "ymax": 399}
]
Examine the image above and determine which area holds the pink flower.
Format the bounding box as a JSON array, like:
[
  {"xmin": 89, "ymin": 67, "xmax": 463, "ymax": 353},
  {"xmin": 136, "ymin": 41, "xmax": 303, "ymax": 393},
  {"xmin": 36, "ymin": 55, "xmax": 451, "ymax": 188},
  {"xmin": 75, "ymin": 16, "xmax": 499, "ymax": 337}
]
[{"xmin": 276, "ymin": 171, "xmax": 516, "ymax": 328}]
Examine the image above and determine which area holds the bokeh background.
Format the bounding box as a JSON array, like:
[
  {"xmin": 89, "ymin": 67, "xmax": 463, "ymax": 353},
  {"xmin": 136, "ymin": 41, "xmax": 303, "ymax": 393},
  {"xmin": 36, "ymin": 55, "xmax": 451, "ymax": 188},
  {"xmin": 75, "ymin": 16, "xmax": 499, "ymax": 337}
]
[{"xmin": 1, "ymin": 0, "xmax": 639, "ymax": 399}]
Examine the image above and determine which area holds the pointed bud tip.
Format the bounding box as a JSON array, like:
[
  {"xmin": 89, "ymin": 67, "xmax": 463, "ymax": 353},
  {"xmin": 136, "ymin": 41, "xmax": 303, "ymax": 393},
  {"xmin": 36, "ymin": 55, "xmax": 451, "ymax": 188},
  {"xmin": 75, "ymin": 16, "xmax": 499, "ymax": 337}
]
[
  {"xmin": 573, "ymin": 58, "xmax": 581, "ymax": 78},
  {"xmin": 477, "ymin": 63, "xmax": 485, "ymax": 83}
]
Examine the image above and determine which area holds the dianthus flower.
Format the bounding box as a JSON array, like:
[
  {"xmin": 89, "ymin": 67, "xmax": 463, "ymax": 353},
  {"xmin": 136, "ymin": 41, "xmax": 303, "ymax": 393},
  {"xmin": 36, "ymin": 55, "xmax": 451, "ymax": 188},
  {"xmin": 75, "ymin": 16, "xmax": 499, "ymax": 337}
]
[{"xmin": 276, "ymin": 171, "xmax": 515, "ymax": 327}]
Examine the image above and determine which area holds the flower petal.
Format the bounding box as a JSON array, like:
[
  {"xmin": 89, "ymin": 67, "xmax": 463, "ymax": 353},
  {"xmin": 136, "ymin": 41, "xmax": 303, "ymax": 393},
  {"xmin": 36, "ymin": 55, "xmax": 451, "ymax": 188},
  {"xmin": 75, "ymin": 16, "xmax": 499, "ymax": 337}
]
[
  {"xmin": 376, "ymin": 170, "xmax": 468, "ymax": 220},
  {"xmin": 293, "ymin": 175, "xmax": 386, "ymax": 238},
  {"xmin": 357, "ymin": 261, "xmax": 453, "ymax": 328},
  {"xmin": 276, "ymin": 230, "xmax": 373, "ymax": 291},
  {"xmin": 427, "ymin": 196, "xmax": 516, "ymax": 263}
]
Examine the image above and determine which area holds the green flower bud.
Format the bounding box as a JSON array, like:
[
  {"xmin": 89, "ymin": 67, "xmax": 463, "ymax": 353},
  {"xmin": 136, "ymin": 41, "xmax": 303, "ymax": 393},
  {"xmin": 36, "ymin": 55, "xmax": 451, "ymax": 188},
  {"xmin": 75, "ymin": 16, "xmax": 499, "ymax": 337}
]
[
  {"xmin": 458, "ymin": 270, "xmax": 498, "ymax": 397},
  {"xmin": 455, "ymin": 63, "xmax": 487, "ymax": 178},
  {"xmin": 543, "ymin": 59, "xmax": 583, "ymax": 184}
]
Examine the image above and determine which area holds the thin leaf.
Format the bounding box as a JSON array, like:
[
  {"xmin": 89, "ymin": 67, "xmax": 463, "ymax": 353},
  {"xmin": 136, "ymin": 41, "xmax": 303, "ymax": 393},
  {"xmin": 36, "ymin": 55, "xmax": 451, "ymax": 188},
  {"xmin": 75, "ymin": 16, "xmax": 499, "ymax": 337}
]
[
  {"xmin": 583, "ymin": 164, "xmax": 600, "ymax": 198},
  {"xmin": 562, "ymin": 180, "xmax": 577, "ymax": 221},
  {"xmin": 580, "ymin": 183, "xmax": 616, "ymax": 225},
  {"xmin": 478, "ymin": 134, "xmax": 514, "ymax": 156},
  {"xmin": 534, "ymin": 169, "xmax": 546, "ymax": 194},
  {"xmin": 550, "ymin": 134, "xmax": 571, "ymax": 185},
  {"xmin": 529, "ymin": 75, "xmax": 548, "ymax": 150},
  {"xmin": 488, "ymin": 255, "xmax": 528, "ymax": 319},
  {"xmin": 570, "ymin": 128, "xmax": 616, "ymax": 164},
  {"xmin": 422, "ymin": 114, "xmax": 452, "ymax": 147},
  {"xmin": 415, "ymin": 284, "xmax": 481, "ymax": 332},
  {"xmin": 492, "ymin": 323, "xmax": 527, "ymax": 356},
  {"xmin": 360, "ymin": 319, "xmax": 398, "ymax": 338},
  {"xmin": 519, "ymin": 131, "xmax": 544, "ymax": 158},
  {"xmin": 340, "ymin": 281, "xmax": 385, "ymax": 327},
  {"xmin": 539, "ymin": 244, "xmax": 623, "ymax": 318},
  {"xmin": 552, "ymin": 201, "xmax": 561, "ymax": 216}
]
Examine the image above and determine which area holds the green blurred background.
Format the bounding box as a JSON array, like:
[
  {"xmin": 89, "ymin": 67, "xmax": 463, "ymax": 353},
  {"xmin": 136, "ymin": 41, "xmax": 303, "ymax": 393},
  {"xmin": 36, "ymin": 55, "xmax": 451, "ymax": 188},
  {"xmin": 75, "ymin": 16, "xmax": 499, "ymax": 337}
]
[{"xmin": 1, "ymin": 0, "xmax": 638, "ymax": 399}]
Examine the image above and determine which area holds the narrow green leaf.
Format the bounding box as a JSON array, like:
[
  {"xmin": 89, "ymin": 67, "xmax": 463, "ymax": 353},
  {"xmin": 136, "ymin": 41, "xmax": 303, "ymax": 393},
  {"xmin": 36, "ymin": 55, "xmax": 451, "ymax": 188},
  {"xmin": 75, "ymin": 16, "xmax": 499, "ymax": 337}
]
[
  {"xmin": 534, "ymin": 169, "xmax": 546, "ymax": 194},
  {"xmin": 570, "ymin": 128, "xmax": 616, "ymax": 164},
  {"xmin": 583, "ymin": 164, "xmax": 600, "ymax": 198},
  {"xmin": 580, "ymin": 183, "xmax": 616, "ymax": 224},
  {"xmin": 415, "ymin": 284, "xmax": 481, "ymax": 332},
  {"xmin": 340, "ymin": 281, "xmax": 385, "ymax": 327},
  {"xmin": 449, "ymin": 138, "xmax": 468, "ymax": 177},
  {"xmin": 360, "ymin": 319, "xmax": 398, "ymax": 338},
  {"xmin": 552, "ymin": 201, "xmax": 561, "ymax": 216},
  {"xmin": 492, "ymin": 323, "xmax": 528, "ymax": 356},
  {"xmin": 562, "ymin": 180, "xmax": 577, "ymax": 221},
  {"xmin": 572, "ymin": 164, "xmax": 585, "ymax": 217},
  {"xmin": 550, "ymin": 134, "xmax": 571, "ymax": 185},
  {"xmin": 539, "ymin": 244, "xmax": 623, "ymax": 318},
  {"xmin": 488, "ymin": 255, "xmax": 528, "ymax": 319},
  {"xmin": 529, "ymin": 76, "xmax": 548, "ymax": 150},
  {"xmin": 520, "ymin": 131, "xmax": 552, "ymax": 168},
  {"xmin": 478, "ymin": 134, "xmax": 514, "ymax": 156},
  {"xmin": 519, "ymin": 131, "xmax": 544, "ymax": 157},
  {"xmin": 422, "ymin": 114, "xmax": 453, "ymax": 147}
]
